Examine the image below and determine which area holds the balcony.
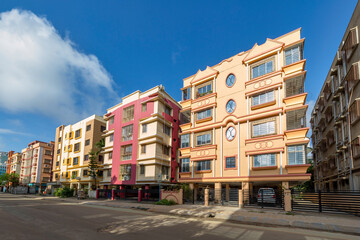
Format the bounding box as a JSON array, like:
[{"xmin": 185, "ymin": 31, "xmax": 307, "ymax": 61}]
[{"xmin": 282, "ymin": 59, "xmax": 306, "ymax": 76}]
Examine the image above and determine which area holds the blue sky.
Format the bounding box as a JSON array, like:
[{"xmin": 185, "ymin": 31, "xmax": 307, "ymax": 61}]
[{"xmin": 0, "ymin": 0, "xmax": 357, "ymax": 152}]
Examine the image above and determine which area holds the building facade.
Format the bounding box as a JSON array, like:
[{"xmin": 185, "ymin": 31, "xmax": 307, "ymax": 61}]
[
  {"xmin": 311, "ymin": 1, "xmax": 360, "ymax": 191},
  {"xmin": 52, "ymin": 115, "xmax": 106, "ymax": 190},
  {"xmin": 179, "ymin": 28, "xmax": 310, "ymax": 198},
  {"xmin": 8, "ymin": 152, "xmax": 22, "ymax": 175},
  {"xmin": 20, "ymin": 141, "xmax": 54, "ymax": 189},
  {"xmin": 0, "ymin": 152, "xmax": 8, "ymax": 176},
  {"xmin": 103, "ymin": 85, "xmax": 181, "ymax": 190}
]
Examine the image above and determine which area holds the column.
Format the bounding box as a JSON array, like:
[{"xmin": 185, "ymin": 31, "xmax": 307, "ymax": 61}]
[
  {"xmin": 238, "ymin": 189, "xmax": 244, "ymax": 208},
  {"xmin": 204, "ymin": 188, "xmax": 209, "ymax": 207},
  {"xmin": 284, "ymin": 189, "xmax": 292, "ymax": 212},
  {"xmin": 214, "ymin": 182, "xmax": 222, "ymax": 203},
  {"xmin": 282, "ymin": 181, "xmax": 289, "ymax": 190},
  {"xmin": 225, "ymin": 184, "xmax": 230, "ymax": 202},
  {"xmin": 220, "ymin": 126, "xmax": 223, "ymax": 177}
]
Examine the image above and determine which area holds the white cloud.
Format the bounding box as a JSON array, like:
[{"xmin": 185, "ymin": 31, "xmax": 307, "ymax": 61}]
[
  {"xmin": 0, "ymin": 9, "xmax": 118, "ymax": 123},
  {"xmin": 0, "ymin": 128, "xmax": 32, "ymax": 136}
]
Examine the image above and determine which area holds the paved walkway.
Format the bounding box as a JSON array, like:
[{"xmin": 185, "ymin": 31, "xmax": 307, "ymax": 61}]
[{"xmin": 4, "ymin": 193, "xmax": 360, "ymax": 235}]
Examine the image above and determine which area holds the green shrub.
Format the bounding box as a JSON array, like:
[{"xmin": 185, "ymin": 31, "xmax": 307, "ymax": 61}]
[
  {"xmin": 155, "ymin": 199, "xmax": 177, "ymax": 205},
  {"xmin": 54, "ymin": 186, "xmax": 75, "ymax": 198}
]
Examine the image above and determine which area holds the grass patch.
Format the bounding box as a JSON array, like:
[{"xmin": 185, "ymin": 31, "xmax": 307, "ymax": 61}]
[
  {"xmin": 155, "ymin": 199, "xmax": 177, "ymax": 205},
  {"xmin": 285, "ymin": 211, "xmax": 295, "ymax": 216}
]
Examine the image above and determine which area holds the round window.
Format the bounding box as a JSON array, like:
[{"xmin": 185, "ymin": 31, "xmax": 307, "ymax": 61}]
[
  {"xmin": 226, "ymin": 100, "xmax": 236, "ymax": 113},
  {"xmin": 226, "ymin": 127, "xmax": 236, "ymax": 141},
  {"xmin": 226, "ymin": 74, "xmax": 235, "ymax": 87}
]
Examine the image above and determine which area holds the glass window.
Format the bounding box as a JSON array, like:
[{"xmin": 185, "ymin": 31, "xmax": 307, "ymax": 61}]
[
  {"xmin": 181, "ymin": 134, "xmax": 190, "ymax": 148},
  {"xmin": 288, "ymin": 145, "xmax": 305, "ymax": 165},
  {"xmin": 119, "ymin": 164, "xmax": 131, "ymax": 181},
  {"xmin": 109, "ymin": 117, "xmax": 114, "ymax": 124},
  {"xmin": 226, "ymin": 157, "xmax": 236, "ymax": 168},
  {"xmin": 140, "ymin": 165, "xmax": 145, "ymax": 175},
  {"xmin": 180, "ymin": 158, "xmax": 190, "ymax": 172},
  {"xmin": 73, "ymin": 157, "xmax": 79, "ymax": 166},
  {"xmin": 253, "ymin": 154, "xmax": 276, "ymax": 167},
  {"xmin": 142, "ymin": 124, "xmax": 147, "ymax": 133},
  {"xmin": 226, "ymin": 127, "xmax": 236, "ymax": 141},
  {"xmin": 100, "ymin": 126, "xmax": 106, "ymax": 132},
  {"xmin": 141, "ymin": 145, "xmax": 146, "ymax": 154},
  {"xmin": 285, "ymin": 45, "xmax": 301, "ymax": 65},
  {"xmin": 226, "ymin": 100, "xmax": 236, "ymax": 113},
  {"xmin": 163, "ymin": 124, "xmax": 171, "ymax": 136},
  {"xmin": 196, "ymin": 133, "xmax": 212, "ymax": 146},
  {"xmin": 83, "ymin": 170, "xmax": 88, "ymax": 176},
  {"xmin": 109, "ymin": 134, "xmax": 114, "ymax": 142},
  {"xmin": 165, "ymin": 106, "xmax": 172, "ymax": 116},
  {"xmin": 122, "ymin": 124, "xmax": 133, "ymax": 141},
  {"xmin": 253, "ymin": 121, "xmax": 275, "ymax": 137},
  {"xmin": 109, "ymin": 152, "xmax": 112, "ymax": 160},
  {"xmin": 197, "ymin": 109, "xmax": 212, "ymax": 120},
  {"xmin": 85, "ymin": 139, "xmax": 90, "ymax": 146},
  {"xmin": 121, "ymin": 145, "xmax": 132, "ymax": 160},
  {"xmin": 74, "ymin": 143, "xmax": 80, "ymax": 152},
  {"xmin": 252, "ymin": 91, "xmax": 274, "ymax": 106},
  {"xmin": 162, "ymin": 145, "xmax": 170, "ymax": 156},
  {"xmin": 197, "ymin": 83, "xmax": 212, "ymax": 98},
  {"xmin": 84, "ymin": 154, "xmax": 89, "ymax": 161},
  {"xmin": 123, "ymin": 105, "xmax": 135, "ymax": 122},
  {"xmin": 196, "ymin": 160, "xmax": 211, "ymax": 171},
  {"xmin": 285, "ymin": 75, "xmax": 304, "ymax": 97},
  {"xmin": 142, "ymin": 103, "xmax": 147, "ymax": 112},
  {"xmin": 252, "ymin": 60, "xmax": 274, "ymax": 79},
  {"xmin": 226, "ymin": 74, "xmax": 235, "ymax": 87},
  {"xmin": 182, "ymin": 88, "xmax": 191, "ymax": 101}
]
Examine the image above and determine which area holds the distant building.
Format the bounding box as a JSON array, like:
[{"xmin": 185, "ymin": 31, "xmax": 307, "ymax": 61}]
[
  {"xmin": 52, "ymin": 115, "xmax": 106, "ymax": 190},
  {"xmin": 310, "ymin": 1, "xmax": 360, "ymax": 191},
  {"xmin": 20, "ymin": 141, "xmax": 54, "ymax": 190},
  {"xmin": 9, "ymin": 152, "xmax": 22, "ymax": 175},
  {"xmin": 0, "ymin": 152, "xmax": 8, "ymax": 175}
]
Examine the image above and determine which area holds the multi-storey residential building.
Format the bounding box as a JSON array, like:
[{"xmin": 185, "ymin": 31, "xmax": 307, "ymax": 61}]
[
  {"xmin": 0, "ymin": 152, "xmax": 8, "ymax": 176},
  {"xmin": 6, "ymin": 151, "xmax": 14, "ymax": 174},
  {"xmin": 102, "ymin": 85, "xmax": 181, "ymax": 190},
  {"xmin": 52, "ymin": 115, "xmax": 106, "ymax": 190},
  {"xmin": 20, "ymin": 141, "xmax": 54, "ymax": 190},
  {"xmin": 311, "ymin": 1, "xmax": 360, "ymax": 191},
  {"xmin": 179, "ymin": 28, "xmax": 310, "ymax": 200},
  {"xmin": 8, "ymin": 152, "xmax": 22, "ymax": 175}
]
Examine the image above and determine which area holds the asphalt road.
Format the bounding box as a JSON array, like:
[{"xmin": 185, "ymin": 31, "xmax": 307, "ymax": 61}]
[{"xmin": 0, "ymin": 194, "xmax": 359, "ymax": 240}]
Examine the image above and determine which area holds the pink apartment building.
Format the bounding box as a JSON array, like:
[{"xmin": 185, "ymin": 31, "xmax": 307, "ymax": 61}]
[{"xmin": 102, "ymin": 85, "xmax": 181, "ymax": 190}]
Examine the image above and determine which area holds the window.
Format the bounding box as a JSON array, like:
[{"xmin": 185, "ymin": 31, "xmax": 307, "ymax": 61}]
[
  {"xmin": 351, "ymin": 137, "xmax": 360, "ymax": 158},
  {"xmin": 180, "ymin": 158, "xmax": 190, "ymax": 172},
  {"xmin": 109, "ymin": 117, "xmax": 114, "ymax": 125},
  {"xmin": 142, "ymin": 124, "xmax": 147, "ymax": 133},
  {"xmin": 142, "ymin": 103, "xmax": 147, "ymax": 112},
  {"xmin": 197, "ymin": 109, "xmax": 212, "ymax": 120},
  {"xmin": 252, "ymin": 59, "xmax": 274, "ymax": 79},
  {"xmin": 84, "ymin": 154, "xmax": 89, "ymax": 161},
  {"xmin": 107, "ymin": 169, "xmax": 111, "ymax": 177},
  {"xmin": 65, "ymin": 172, "xmax": 69, "ymax": 178},
  {"xmin": 140, "ymin": 165, "xmax": 145, "ymax": 175},
  {"xmin": 73, "ymin": 157, "xmax": 79, "ymax": 166},
  {"xmin": 196, "ymin": 83, "xmax": 212, "ymax": 98},
  {"xmin": 109, "ymin": 152, "xmax": 113, "ymax": 160},
  {"xmin": 122, "ymin": 124, "xmax": 133, "ymax": 141},
  {"xmin": 55, "ymin": 173, "xmax": 59, "ymax": 179},
  {"xmin": 71, "ymin": 171, "xmax": 78, "ymax": 179},
  {"xmin": 109, "ymin": 134, "xmax": 114, "ymax": 142},
  {"xmin": 58, "ymin": 137, "xmax": 61, "ymax": 142},
  {"xmin": 182, "ymin": 88, "xmax": 191, "ymax": 101},
  {"xmin": 57, "ymin": 149, "xmax": 60, "ymax": 154},
  {"xmin": 68, "ymin": 132, "xmax": 73, "ymax": 139},
  {"xmin": 252, "ymin": 91, "xmax": 274, "ymax": 106},
  {"xmin": 85, "ymin": 139, "xmax": 90, "ymax": 146},
  {"xmin": 181, "ymin": 134, "xmax": 190, "ymax": 148},
  {"xmin": 121, "ymin": 144, "xmax": 132, "ymax": 160},
  {"xmin": 119, "ymin": 164, "xmax": 131, "ymax": 181},
  {"xmin": 162, "ymin": 145, "xmax": 170, "ymax": 156},
  {"xmin": 86, "ymin": 124, "xmax": 91, "ymax": 131},
  {"xmin": 286, "ymin": 108, "xmax": 306, "ymax": 130},
  {"xmin": 101, "ymin": 126, "xmax": 106, "ymax": 132},
  {"xmin": 285, "ymin": 75, "xmax": 305, "ymax": 97},
  {"xmin": 45, "ymin": 150, "xmax": 52, "ymax": 156},
  {"xmin": 226, "ymin": 100, "xmax": 236, "ymax": 113},
  {"xmin": 350, "ymin": 100, "xmax": 360, "ymax": 124},
  {"xmin": 98, "ymin": 155, "xmax": 103, "ymax": 162},
  {"xmin": 226, "ymin": 157, "xmax": 236, "ymax": 168},
  {"xmin": 74, "ymin": 143, "xmax": 80, "ymax": 153},
  {"xmin": 141, "ymin": 145, "xmax": 146, "ymax": 154},
  {"xmin": 165, "ymin": 105, "xmax": 172, "ymax": 116},
  {"xmin": 75, "ymin": 129, "xmax": 81, "ymax": 139},
  {"xmin": 288, "ymin": 145, "xmax": 306, "ymax": 165},
  {"xmin": 226, "ymin": 127, "xmax": 236, "ymax": 141},
  {"xmin": 196, "ymin": 160, "xmax": 211, "ymax": 171},
  {"xmin": 253, "ymin": 154, "xmax": 276, "ymax": 167},
  {"xmin": 161, "ymin": 166, "xmax": 169, "ymax": 178},
  {"xmin": 196, "ymin": 133, "xmax": 212, "ymax": 146},
  {"xmin": 226, "ymin": 74, "xmax": 235, "ymax": 87},
  {"xmin": 56, "ymin": 161, "xmax": 59, "ymax": 166},
  {"xmin": 83, "ymin": 169, "xmax": 88, "ymax": 176},
  {"xmin": 123, "ymin": 105, "xmax": 135, "ymax": 122},
  {"xmin": 163, "ymin": 124, "xmax": 171, "ymax": 136},
  {"xmin": 252, "ymin": 120, "xmax": 275, "ymax": 137},
  {"xmin": 285, "ymin": 45, "xmax": 302, "ymax": 65}
]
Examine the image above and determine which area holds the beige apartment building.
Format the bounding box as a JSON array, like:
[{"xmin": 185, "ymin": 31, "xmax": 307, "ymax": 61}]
[
  {"xmin": 20, "ymin": 141, "xmax": 54, "ymax": 190},
  {"xmin": 179, "ymin": 28, "xmax": 310, "ymax": 200},
  {"xmin": 311, "ymin": 1, "xmax": 360, "ymax": 191},
  {"xmin": 52, "ymin": 115, "xmax": 106, "ymax": 190},
  {"xmin": 9, "ymin": 152, "xmax": 22, "ymax": 175}
]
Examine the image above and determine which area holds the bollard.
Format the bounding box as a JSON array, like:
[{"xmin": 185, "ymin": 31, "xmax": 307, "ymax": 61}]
[
  {"xmin": 238, "ymin": 189, "xmax": 244, "ymax": 208},
  {"xmin": 204, "ymin": 188, "xmax": 209, "ymax": 206}
]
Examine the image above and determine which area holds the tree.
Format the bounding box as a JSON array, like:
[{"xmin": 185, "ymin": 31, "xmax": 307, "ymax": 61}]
[
  {"xmin": 88, "ymin": 138, "xmax": 105, "ymax": 190},
  {"xmin": 0, "ymin": 173, "xmax": 19, "ymax": 187}
]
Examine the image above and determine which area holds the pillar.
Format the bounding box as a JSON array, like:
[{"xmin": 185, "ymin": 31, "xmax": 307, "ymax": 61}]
[
  {"xmin": 77, "ymin": 183, "xmax": 81, "ymax": 190},
  {"xmin": 214, "ymin": 182, "xmax": 221, "ymax": 203},
  {"xmin": 96, "ymin": 189, "xmax": 99, "ymax": 199},
  {"xmin": 225, "ymin": 184, "xmax": 230, "ymax": 202},
  {"xmin": 284, "ymin": 189, "xmax": 292, "ymax": 212},
  {"xmin": 138, "ymin": 188, "xmax": 142, "ymax": 202},
  {"xmin": 111, "ymin": 189, "xmax": 115, "ymax": 200},
  {"xmin": 282, "ymin": 181, "xmax": 289, "ymax": 190},
  {"xmin": 242, "ymin": 182, "xmax": 249, "ymax": 204},
  {"xmin": 120, "ymin": 185, "xmax": 125, "ymax": 199},
  {"xmin": 238, "ymin": 189, "xmax": 244, "ymax": 208},
  {"xmin": 145, "ymin": 185, "xmax": 150, "ymax": 200},
  {"xmin": 204, "ymin": 188, "xmax": 209, "ymax": 206}
]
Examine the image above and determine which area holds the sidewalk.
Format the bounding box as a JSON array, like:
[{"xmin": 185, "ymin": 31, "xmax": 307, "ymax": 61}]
[{"xmin": 7, "ymin": 193, "xmax": 360, "ymax": 235}]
